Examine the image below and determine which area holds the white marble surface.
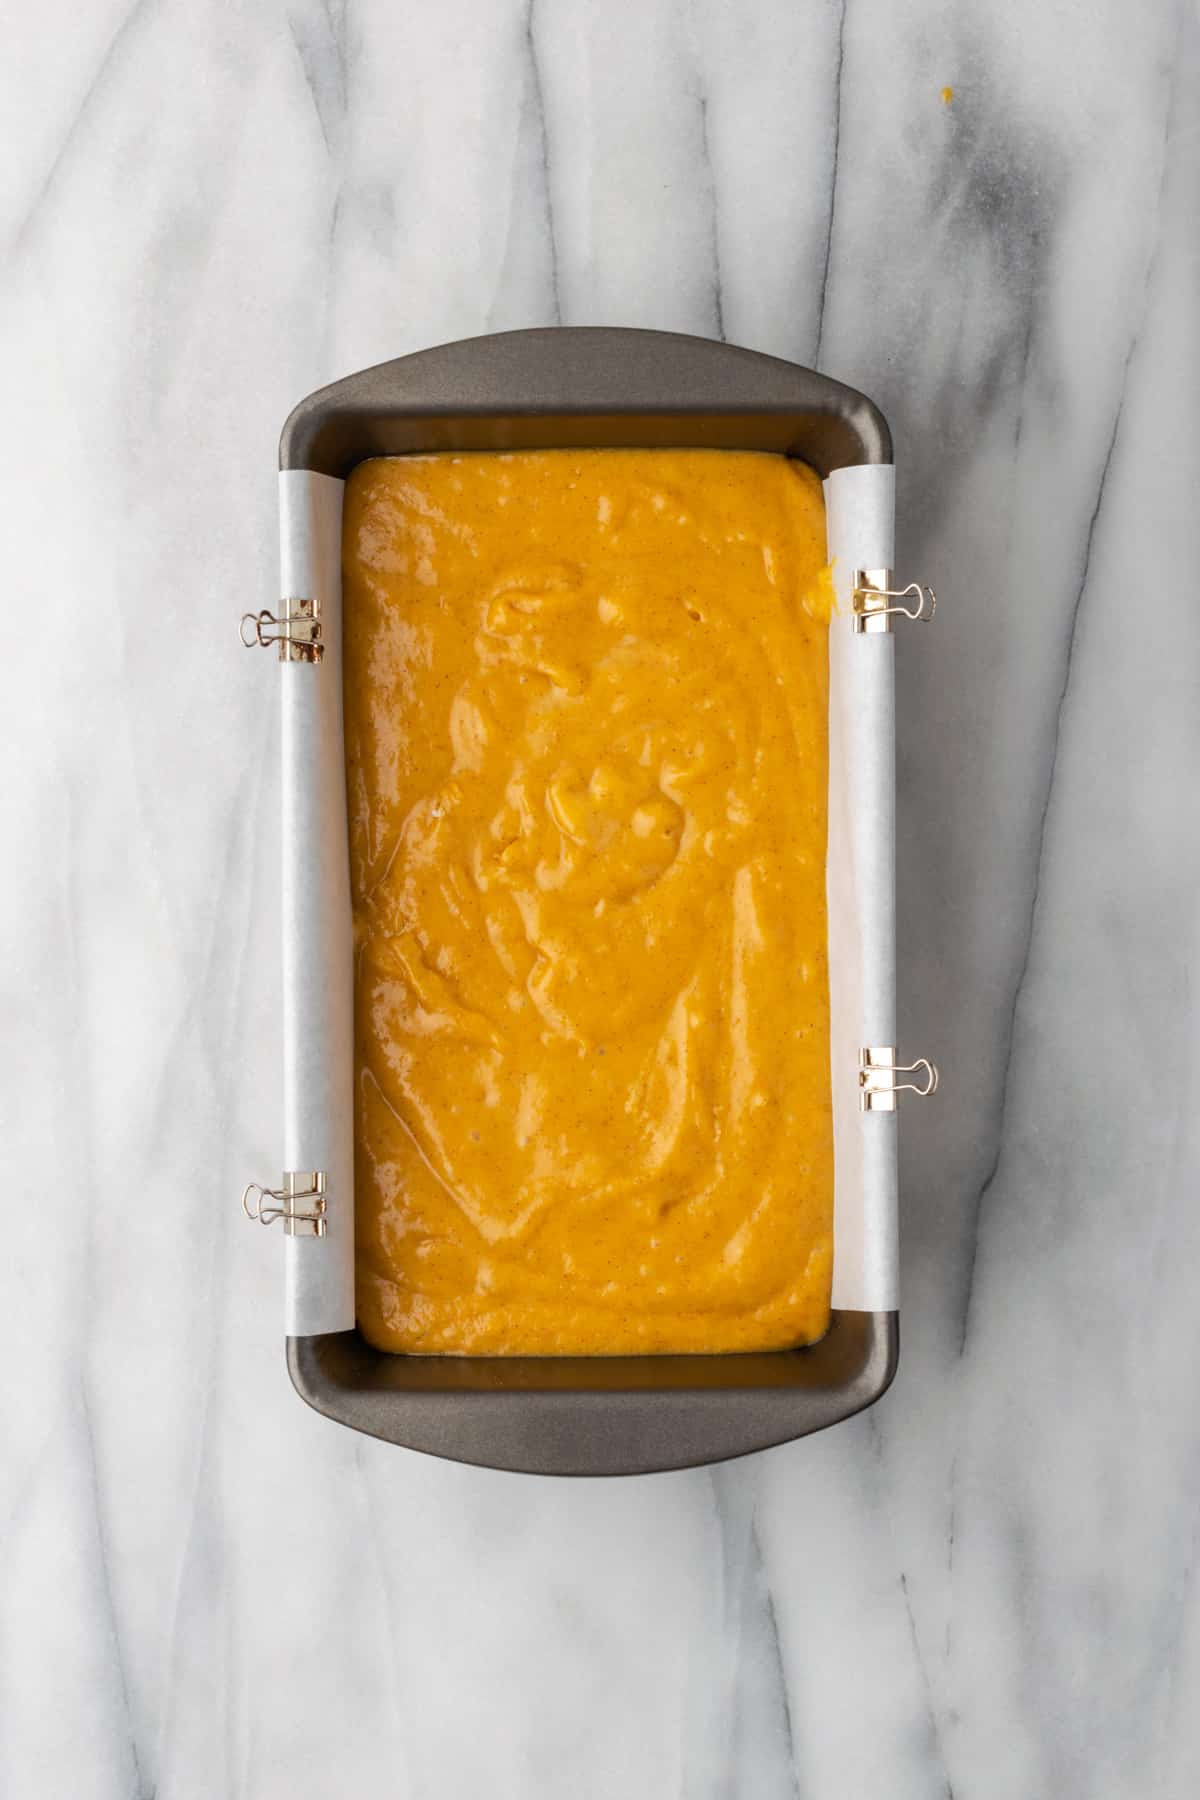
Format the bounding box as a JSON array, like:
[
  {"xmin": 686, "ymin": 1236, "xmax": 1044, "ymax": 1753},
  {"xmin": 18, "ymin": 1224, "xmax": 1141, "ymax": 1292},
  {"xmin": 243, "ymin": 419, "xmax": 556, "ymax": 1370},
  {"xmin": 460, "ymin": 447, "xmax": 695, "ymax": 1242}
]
[{"xmin": 4, "ymin": 0, "xmax": 1199, "ymax": 1793}]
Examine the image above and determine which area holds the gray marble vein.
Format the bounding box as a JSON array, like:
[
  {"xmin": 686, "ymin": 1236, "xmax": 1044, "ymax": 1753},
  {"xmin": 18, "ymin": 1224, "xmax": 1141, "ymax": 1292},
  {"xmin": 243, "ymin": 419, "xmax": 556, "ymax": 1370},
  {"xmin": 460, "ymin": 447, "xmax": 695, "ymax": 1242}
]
[
  {"xmin": 695, "ymin": 90, "xmax": 725, "ymax": 343},
  {"xmin": 811, "ymin": 0, "xmax": 845, "ymax": 371},
  {"xmin": 3, "ymin": 0, "xmax": 1199, "ymax": 1795},
  {"xmin": 706, "ymin": 1468, "xmax": 800, "ymax": 1798},
  {"xmin": 523, "ymin": 0, "xmax": 562, "ymax": 327}
]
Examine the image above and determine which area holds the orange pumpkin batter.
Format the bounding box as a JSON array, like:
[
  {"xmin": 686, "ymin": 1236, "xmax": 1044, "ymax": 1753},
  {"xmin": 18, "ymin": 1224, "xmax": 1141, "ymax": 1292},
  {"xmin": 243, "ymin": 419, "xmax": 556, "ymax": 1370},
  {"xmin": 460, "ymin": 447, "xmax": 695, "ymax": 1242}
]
[{"xmin": 343, "ymin": 449, "xmax": 833, "ymax": 1355}]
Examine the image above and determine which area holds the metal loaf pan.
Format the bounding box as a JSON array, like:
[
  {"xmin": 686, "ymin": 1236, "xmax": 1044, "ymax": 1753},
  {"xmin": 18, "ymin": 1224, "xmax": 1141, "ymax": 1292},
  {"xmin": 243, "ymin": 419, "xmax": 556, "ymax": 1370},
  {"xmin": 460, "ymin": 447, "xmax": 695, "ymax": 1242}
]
[{"xmin": 277, "ymin": 327, "xmax": 897, "ymax": 1475}]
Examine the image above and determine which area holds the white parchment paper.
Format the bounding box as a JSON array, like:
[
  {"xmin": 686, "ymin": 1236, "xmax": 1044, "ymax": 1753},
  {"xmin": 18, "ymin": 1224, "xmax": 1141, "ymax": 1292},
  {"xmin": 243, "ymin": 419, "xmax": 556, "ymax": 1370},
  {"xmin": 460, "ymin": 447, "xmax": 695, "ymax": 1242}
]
[
  {"xmin": 276, "ymin": 458, "xmax": 898, "ymax": 1335},
  {"xmin": 825, "ymin": 463, "xmax": 898, "ymax": 1311},
  {"xmin": 280, "ymin": 471, "xmax": 355, "ymax": 1335}
]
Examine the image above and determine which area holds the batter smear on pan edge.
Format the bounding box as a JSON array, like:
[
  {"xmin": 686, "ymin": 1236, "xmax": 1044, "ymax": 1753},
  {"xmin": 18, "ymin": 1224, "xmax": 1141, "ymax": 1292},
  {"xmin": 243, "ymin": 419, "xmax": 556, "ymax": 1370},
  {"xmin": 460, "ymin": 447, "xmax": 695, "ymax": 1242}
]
[{"xmin": 343, "ymin": 449, "xmax": 833, "ymax": 1354}]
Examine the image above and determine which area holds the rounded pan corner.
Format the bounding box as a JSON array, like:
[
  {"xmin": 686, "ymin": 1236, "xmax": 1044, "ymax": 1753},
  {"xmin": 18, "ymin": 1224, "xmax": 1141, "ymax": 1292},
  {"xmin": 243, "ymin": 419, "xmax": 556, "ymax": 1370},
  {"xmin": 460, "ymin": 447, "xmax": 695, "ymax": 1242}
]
[
  {"xmin": 279, "ymin": 327, "xmax": 891, "ymax": 479},
  {"xmin": 286, "ymin": 1310, "xmax": 899, "ymax": 1476}
]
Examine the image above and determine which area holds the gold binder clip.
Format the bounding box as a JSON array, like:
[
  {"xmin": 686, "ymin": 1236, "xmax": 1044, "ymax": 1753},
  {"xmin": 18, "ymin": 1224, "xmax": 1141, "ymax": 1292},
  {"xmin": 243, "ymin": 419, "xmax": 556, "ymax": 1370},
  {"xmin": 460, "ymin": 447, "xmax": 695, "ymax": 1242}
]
[
  {"xmin": 241, "ymin": 1171, "xmax": 328, "ymax": 1237},
  {"xmin": 858, "ymin": 1048, "xmax": 939, "ymax": 1112},
  {"xmin": 239, "ymin": 598, "xmax": 323, "ymax": 662},
  {"xmin": 851, "ymin": 570, "xmax": 936, "ymax": 635}
]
